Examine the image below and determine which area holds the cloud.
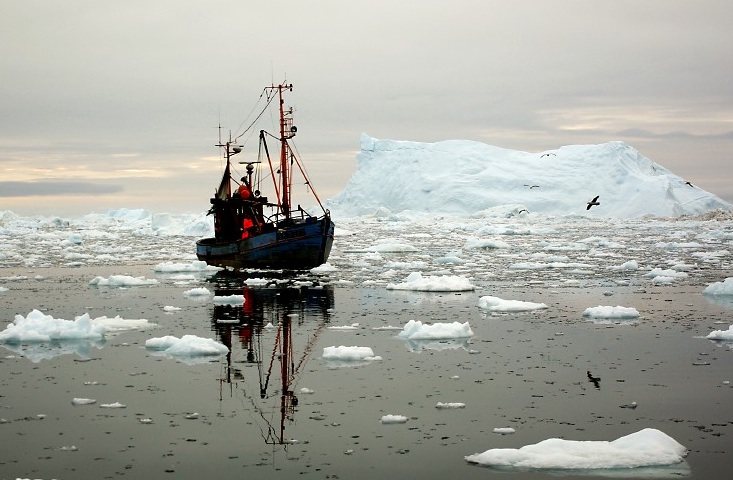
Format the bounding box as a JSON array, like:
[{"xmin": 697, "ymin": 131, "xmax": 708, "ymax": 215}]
[{"xmin": 0, "ymin": 181, "xmax": 123, "ymax": 197}]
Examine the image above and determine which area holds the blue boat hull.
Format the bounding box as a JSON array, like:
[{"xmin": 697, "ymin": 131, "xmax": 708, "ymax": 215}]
[{"xmin": 196, "ymin": 215, "xmax": 334, "ymax": 270}]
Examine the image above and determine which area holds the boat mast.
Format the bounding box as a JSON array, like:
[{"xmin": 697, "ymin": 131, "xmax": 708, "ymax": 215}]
[{"xmin": 277, "ymin": 84, "xmax": 295, "ymax": 219}]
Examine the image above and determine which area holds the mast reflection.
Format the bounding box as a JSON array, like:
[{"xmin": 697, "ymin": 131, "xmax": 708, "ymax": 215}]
[{"xmin": 210, "ymin": 279, "xmax": 333, "ymax": 445}]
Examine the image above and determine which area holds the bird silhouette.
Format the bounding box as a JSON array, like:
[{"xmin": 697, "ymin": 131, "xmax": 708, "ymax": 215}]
[
  {"xmin": 586, "ymin": 196, "xmax": 600, "ymax": 210},
  {"xmin": 587, "ymin": 370, "xmax": 601, "ymax": 389}
]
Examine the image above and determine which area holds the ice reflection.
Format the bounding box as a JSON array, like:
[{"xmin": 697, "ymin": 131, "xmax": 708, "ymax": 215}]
[{"xmin": 0, "ymin": 338, "xmax": 106, "ymax": 363}]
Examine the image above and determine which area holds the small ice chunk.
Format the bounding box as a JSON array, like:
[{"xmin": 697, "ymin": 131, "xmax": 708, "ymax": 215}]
[
  {"xmin": 381, "ymin": 414, "xmax": 409, "ymax": 424},
  {"xmin": 436, "ymin": 402, "xmax": 465, "ymax": 409}
]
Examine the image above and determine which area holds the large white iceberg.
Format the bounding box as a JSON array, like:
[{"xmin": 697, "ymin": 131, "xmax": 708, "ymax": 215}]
[{"xmin": 328, "ymin": 135, "xmax": 731, "ymax": 218}]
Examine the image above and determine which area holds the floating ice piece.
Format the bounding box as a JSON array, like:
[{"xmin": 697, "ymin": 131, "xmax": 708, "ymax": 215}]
[
  {"xmin": 703, "ymin": 277, "xmax": 733, "ymax": 295},
  {"xmin": 100, "ymin": 402, "xmax": 127, "ymax": 409},
  {"xmin": 299, "ymin": 387, "xmax": 315, "ymax": 394},
  {"xmin": 611, "ymin": 260, "xmax": 639, "ymax": 271},
  {"xmin": 145, "ymin": 335, "xmax": 229, "ymax": 356},
  {"xmin": 398, "ymin": 319, "xmax": 473, "ymax": 340},
  {"xmin": 328, "ymin": 323, "xmax": 360, "ymax": 330},
  {"xmin": 493, "ymin": 427, "xmax": 516, "ymax": 434},
  {"xmin": 644, "ymin": 268, "xmax": 688, "ymax": 280},
  {"xmin": 582, "ymin": 306, "xmax": 640, "ymax": 319},
  {"xmin": 322, "ymin": 346, "xmax": 380, "ymax": 361},
  {"xmin": 465, "ymin": 428, "xmax": 687, "ymax": 470},
  {"xmin": 435, "ymin": 255, "xmax": 464, "ymax": 264},
  {"xmin": 436, "ymin": 402, "xmax": 465, "ymax": 409},
  {"xmin": 381, "ymin": 414, "xmax": 408, "ymax": 424},
  {"xmin": 0, "ymin": 310, "xmax": 104, "ymax": 343},
  {"xmin": 212, "ymin": 294, "xmax": 245, "ymax": 305},
  {"xmin": 153, "ymin": 260, "xmax": 215, "ymax": 273},
  {"xmin": 242, "ymin": 277, "xmax": 272, "ymax": 286},
  {"xmin": 163, "ymin": 306, "xmax": 181, "ymax": 312},
  {"xmin": 183, "ymin": 287, "xmax": 212, "ymax": 297},
  {"xmin": 705, "ymin": 324, "xmax": 733, "ymax": 341},
  {"xmin": 464, "ymin": 238, "xmax": 510, "ymax": 250},
  {"xmin": 477, "ymin": 296, "xmax": 548, "ymax": 312},
  {"xmin": 372, "ymin": 325, "xmax": 402, "ymax": 331},
  {"xmin": 387, "ymin": 272, "xmax": 475, "ymax": 292},
  {"xmin": 0, "ymin": 310, "xmax": 151, "ymax": 343},
  {"xmin": 89, "ymin": 275, "xmax": 159, "ymax": 287},
  {"xmin": 362, "ymin": 242, "xmax": 419, "ymax": 253},
  {"xmin": 71, "ymin": 398, "xmax": 97, "ymax": 406},
  {"xmin": 311, "ymin": 262, "xmax": 338, "ymax": 274}
]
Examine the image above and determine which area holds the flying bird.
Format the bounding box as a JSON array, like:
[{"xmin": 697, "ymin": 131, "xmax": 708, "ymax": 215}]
[
  {"xmin": 586, "ymin": 196, "xmax": 600, "ymax": 210},
  {"xmin": 540, "ymin": 152, "xmax": 556, "ymax": 158},
  {"xmin": 587, "ymin": 370, "xmax": 601, "ymax": 389}
]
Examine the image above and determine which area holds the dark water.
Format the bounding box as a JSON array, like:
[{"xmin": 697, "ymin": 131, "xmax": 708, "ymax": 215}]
[{"xmin": 0, "ymin": 265, "xmax": 732, "ymax": 479}]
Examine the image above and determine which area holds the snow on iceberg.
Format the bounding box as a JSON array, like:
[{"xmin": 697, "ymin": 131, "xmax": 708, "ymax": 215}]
[
  {"xmin": 465, "ymin": 428, "xmax": 687, "ymax": 470},
  {"xmin": 386, "ymin": 272, "xmax": 475, "ymax": 292},
  {"xmin": 398, "ymin": 319, "xmax": 473, "ymax": 340},
  {"xmin": 703, "ymin": 277, "xmax": 733, "ymax": 295},
  {"xmin": 477, "ymin": 296, "xmax": 548, "ymax": 312},
  {"xmin": 582, "ymin": 306, "xmax": 640, "ymax": 319},
  {"xmin": 328, "ymin": 134, "xmax": 731, "ymax": 218}
]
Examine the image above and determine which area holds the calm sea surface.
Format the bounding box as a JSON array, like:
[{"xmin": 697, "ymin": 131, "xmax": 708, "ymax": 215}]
[{"xmin": 1, "ymin": 214, "xmax": 732, "ymax": 478}]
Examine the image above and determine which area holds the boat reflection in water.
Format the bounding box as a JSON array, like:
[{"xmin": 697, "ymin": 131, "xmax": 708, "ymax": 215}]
[{"xmin": 209, "ymin": 277, "xmax": 333, "ymax": 445}]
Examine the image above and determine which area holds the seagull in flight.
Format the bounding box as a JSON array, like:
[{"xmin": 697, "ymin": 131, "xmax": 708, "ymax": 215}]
[{"xmin": 586, "ymin": 196, "xmax": 600, "ymax": 210}]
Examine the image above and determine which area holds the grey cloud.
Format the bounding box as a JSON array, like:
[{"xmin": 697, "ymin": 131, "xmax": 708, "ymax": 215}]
[{"xmin": 0, "ymin": 181, "xmax": 123, "ymax": 197}]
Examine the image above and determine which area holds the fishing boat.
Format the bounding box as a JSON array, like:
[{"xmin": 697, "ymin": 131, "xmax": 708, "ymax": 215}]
[{"xmin": 196, "ymin": 83, "xmax": 335, "ymax": 270}]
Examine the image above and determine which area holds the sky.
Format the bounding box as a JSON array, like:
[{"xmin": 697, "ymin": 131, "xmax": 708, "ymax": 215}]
[{"xmin": 2, "ymin": 1, "xmax": 732, "ymax": 216}]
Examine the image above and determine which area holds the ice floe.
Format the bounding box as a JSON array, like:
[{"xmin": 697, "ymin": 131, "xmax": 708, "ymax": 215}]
[
  {"xmin": 465, "ymin": 428, "xmax": 687, "ymax": 470},
  {"xmin": 398, "ymin": 319, "xmax": 473, "ymax": 340},
  {"xmin": 145, "ymin": 334, "xmax": 229, "ymax": 362},
  {"xmin": 477, "ymin": 296, "xmax": 548, "ymax": 312},
  {"xmin": 582, "ymin": 306, "xmax": 641, "ymax": 319}
]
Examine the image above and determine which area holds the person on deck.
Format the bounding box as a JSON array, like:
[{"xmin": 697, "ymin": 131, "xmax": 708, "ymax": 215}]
[
  {"xmin": 237, "ymin": 178, "xmax": 253, "ymax": 200},
  {"xmin": 241, "ymin": 217, "xmax": 254, "ymax": 239}
]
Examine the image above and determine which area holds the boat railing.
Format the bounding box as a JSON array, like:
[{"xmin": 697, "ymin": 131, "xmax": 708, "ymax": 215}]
[{"xmin": 265, "ymin": 205, "xmax": 324, "ymax": 228}]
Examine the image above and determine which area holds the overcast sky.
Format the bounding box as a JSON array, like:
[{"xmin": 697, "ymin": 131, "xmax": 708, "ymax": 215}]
[{"xmin": 2, "ymin": 1, "xmax": 732, "ymax": 216}]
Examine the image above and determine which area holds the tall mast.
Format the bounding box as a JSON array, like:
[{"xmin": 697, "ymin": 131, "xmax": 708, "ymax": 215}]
[{"xmin": 277, "ymin": 84, "xmax": 295, "ymax": 219}]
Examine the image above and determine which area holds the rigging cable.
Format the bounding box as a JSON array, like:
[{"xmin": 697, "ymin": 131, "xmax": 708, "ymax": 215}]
[{"xmin": 233, "ymin": 88, "xmax": 277, "ymax": 142}]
